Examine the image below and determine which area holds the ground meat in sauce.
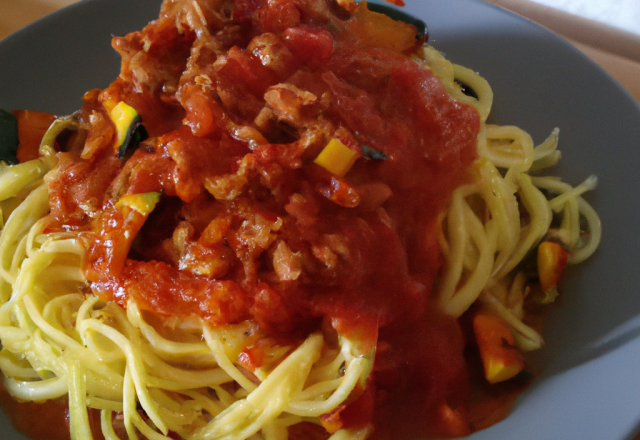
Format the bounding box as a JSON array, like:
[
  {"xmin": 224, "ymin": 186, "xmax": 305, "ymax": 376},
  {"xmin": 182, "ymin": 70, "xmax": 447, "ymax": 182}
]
[{"xmin": 43, "ymin": 0, "xmax": 481, "ymax": 438}]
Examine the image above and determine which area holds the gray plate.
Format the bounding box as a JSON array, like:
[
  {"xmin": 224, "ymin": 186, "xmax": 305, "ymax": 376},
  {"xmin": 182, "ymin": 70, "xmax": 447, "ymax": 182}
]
[{"xmin": 1, "ymin": 0, "xmax": 640, "ymax": 439}]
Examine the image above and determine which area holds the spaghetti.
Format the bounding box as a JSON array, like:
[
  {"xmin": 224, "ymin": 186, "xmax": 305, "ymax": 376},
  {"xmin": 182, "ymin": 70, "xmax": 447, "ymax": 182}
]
[{"xmin": 0, "ymin": 1, "xmax": 600, "ymax": 439}]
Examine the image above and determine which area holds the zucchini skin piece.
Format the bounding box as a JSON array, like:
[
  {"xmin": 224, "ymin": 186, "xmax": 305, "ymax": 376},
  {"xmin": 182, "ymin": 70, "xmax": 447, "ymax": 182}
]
[
  {"xmin": 109, "ymin": 102, "xmax": 147, "ymax": 159},
  {"xmin": 0, "ymin": 109, "xmax": 19, "ymax": 165}
]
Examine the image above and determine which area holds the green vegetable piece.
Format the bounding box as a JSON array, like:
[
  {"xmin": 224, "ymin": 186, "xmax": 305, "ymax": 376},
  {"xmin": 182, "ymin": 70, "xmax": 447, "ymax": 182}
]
[
  {"xmin": 117, "ymin": 122, "xmax": 148, "ymax": 159},
  {"xmin": 132, "ymin": 124, "xmax": 148, "ymax": 146},
  {"xmin": 40, "ymin": 114, "xmax": 83, "ymax": 152},
  {"xmin": 0, "ymin": 109, "xmax": 19, "ymax": 165},
  {"xmin": 361, "ymin": 145, "xmax": 388, "ymax": 161},
  {"xmin": 110, "ymin": 102, "xmax": 147, "ymax": 159}
]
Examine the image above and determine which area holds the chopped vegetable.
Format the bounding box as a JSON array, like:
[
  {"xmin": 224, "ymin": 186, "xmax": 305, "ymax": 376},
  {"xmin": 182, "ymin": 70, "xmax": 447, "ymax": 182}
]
[
  {"xmin": 346, "ymin": 3, "xmax": 417, "ymax": 52},
  {"xmin": 367, "ymin": 1, "xmax": 427, "ymax": 40},
  {"xmin": 115, "ymin": 192, "xmax": 161, "ymax": 216},
  {"xmin": 13, "ymin": 110, "xmax": 56, "ymax": 162},
  {"xmin": 361, "ymin": 145, "xmax": 388, "ymax": 161},
  {"xmin": 38, "ymin": 114, "xmax": 84, "ymax": 169},
  {"xmin": 108, "ymin": 101, "xmax": 146, "ymax": 158},
  {"xmin": 0, "ymin": 109, "xmax": 19, "ymax": 164},
  {"xmin": 131, "ymin": 124, "xmax": 148, "ymax": 146},
  {"xmin": 537, "ymin": 241, "xmax": 569, "ymax": 304},
  {"xmin": 320, "ymin": 408, "xmax": 344, "ymax": 434},
  {"xmin": 473, "ymin": 313, "xmax": 525, "ymax": 384},
  {"xmin": 314, "ymin": 138, "xmax": 358, "ymax": 177}
]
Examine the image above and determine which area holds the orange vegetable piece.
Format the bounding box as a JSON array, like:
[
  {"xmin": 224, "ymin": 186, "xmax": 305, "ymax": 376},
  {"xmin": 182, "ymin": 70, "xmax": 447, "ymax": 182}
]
[
  {"xmin": 237, "ymin": 346, "xmax": 266, "ymax": 372},
  {"xmin": 473, "ymin": 313, "xmax": 525, "ymax": 384},
  {"xmin": 12, "ymin": 110, "xmax": 56, "ymax": 162},
  {"xmin": 320, "ymin": 404, "xmax": 346, "ymax": 434},
  {"xmin": 537, "ymin": 241, "xmax": 569, "ymax": 304},
  {"xmin": 345, "ymin": 2, "xmax": 416, "ymax": 52}
]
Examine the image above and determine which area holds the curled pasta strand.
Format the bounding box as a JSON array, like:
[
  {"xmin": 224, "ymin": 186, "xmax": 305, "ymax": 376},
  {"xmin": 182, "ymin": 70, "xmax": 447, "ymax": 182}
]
[
  {"xmin": 440, "ymin": 201, "xmax": 497, "ymax": 317},
  {"xmin": 493, "ymin": 172, "xmax": 552, "ymax": 280},
  {"xmin": 479, "ymin": 291, "xmax": 544, "ymax": 351},
  {"xmin": 101, "ymin": 410, "xmax": 122, "ymax": 440}
]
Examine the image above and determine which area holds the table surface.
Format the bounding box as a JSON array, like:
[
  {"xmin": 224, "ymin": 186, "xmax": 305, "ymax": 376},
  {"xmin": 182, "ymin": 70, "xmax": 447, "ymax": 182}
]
[
  {"xmin": 3, "ymin": 0, "xmax": 639, "ymax": 33},
  {"xmin": 529, "ymin": 0, "xmax": 640, "ymax": 37}
]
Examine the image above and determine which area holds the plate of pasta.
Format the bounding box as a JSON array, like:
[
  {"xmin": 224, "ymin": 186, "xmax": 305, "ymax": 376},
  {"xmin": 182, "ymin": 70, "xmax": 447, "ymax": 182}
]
[{"xmin": 0, "ymin": 0, "xmax": 639, "ymax": 439}]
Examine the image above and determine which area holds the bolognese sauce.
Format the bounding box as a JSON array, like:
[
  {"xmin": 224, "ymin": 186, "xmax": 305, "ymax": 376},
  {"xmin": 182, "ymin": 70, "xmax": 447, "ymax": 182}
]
[
  {"xmin": 2, "ymin": 0, "xmax": 577, "ymax": 439},
  {"xmin": 44, "ymin": 0, "xmax": 481, "ymax": 437}
]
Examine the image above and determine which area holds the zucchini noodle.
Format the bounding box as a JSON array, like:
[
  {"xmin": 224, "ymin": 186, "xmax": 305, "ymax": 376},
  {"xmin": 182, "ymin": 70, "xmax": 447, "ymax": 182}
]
[
  {"xmin": 0, "ymin": 158, "xmax": 375, "ymax": 438},
  {"xmin": 419, "ymin": 47, "xmax": 601, "ymax": 349},
  {"xmin": 0, "ymin": 12, "xmax": 600, "ymax": 440}
]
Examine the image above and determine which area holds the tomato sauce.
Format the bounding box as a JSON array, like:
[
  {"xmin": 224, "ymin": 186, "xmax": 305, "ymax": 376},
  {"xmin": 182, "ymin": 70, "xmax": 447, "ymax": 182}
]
[
  {"xmin": 0, "ymin": 384, "xmax": 70, "ymax": 440},
  {"xmin": 34, "ymin": 0, "xmax": 496, "ymax": 438}
]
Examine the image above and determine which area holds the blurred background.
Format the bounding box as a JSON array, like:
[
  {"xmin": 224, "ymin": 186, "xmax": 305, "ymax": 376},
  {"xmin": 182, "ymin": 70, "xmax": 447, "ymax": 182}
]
[
  {"xmin": 0, "ymin": 0, "xmax": 76, "ymax": 40},
  {"xmin": 0, "ymin": 0, "xmax": 638, "ymax": 103}
]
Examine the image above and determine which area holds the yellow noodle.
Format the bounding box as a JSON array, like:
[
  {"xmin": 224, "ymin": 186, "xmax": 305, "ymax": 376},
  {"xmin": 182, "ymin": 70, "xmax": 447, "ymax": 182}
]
[
  {"xmin": 101, "ymin": 410, "xmax": 122, "ymax": 440},
  {"xmin": 0, "ymin": 34, "xmax": 602, "ymax": 440},
  {"xmin": 67, "ymin": 357, "xmax": 93, "ymax": 440}
]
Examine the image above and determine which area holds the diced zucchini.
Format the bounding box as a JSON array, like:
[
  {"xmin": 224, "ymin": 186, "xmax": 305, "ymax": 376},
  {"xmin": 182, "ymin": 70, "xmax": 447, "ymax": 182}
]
[
  {"xmin": 361, "ymin": 144, "xmax": 388, "ymax": 161},
  {"xmin": 109, "ymin": 102, "xmax": 145, "ymax": 158},
  {"xmin": 314, "ymin": 138, "xmax": 358, "ymax": 177},
  {"xmin": 115, "ymin": 192, "xmax": 161, "ymax": 216},
  {"xmin": 0, "ymin": 109, "xmax": 19, "ymax": 165}
]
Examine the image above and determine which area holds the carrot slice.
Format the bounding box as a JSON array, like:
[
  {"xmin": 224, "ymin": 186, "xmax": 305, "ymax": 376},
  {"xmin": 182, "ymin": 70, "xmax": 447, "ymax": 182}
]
[{"xmin": 13, "ymin": 110, "xmax": 56, "ymax": 162}]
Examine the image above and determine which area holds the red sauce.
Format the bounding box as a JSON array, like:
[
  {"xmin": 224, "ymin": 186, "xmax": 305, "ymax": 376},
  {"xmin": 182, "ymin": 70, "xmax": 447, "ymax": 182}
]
[
  {"xmin": 0, "ymin": 384, "xmax": 70, "ymax": 440},
  {"xmin": 28, "ymin": 0, "xmax": 510, "ymax": 438}
]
